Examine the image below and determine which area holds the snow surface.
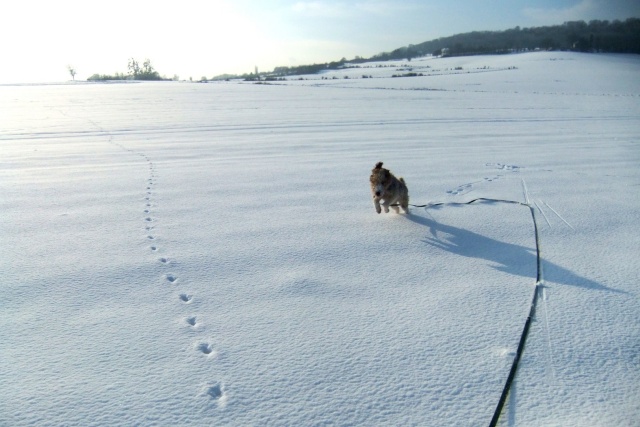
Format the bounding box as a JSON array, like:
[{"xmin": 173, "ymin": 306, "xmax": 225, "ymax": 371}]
[{"xmin": 1, "ymin": 52, "xmax": 639, "ymax": 426}]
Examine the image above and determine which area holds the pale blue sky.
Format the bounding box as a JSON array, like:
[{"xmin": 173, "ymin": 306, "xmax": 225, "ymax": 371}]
[{"xmin": 1, "ymin": 0, "xmax": 638, "ymax": 83}]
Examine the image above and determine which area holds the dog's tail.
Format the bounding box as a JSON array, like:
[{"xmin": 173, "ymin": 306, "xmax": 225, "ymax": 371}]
[{"xmin": 375, "ymin": 161, "xmax": 383, "ymax": 169}]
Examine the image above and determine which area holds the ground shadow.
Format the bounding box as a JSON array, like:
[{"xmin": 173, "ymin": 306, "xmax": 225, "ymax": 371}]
[{"xmin": 405, "ymin": 210, "xmax": 624, "ymax": 294}]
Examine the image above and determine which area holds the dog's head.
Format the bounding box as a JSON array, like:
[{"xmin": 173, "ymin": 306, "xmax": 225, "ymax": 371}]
[{"xmin": 370, "ymin": 162, "xmax": 391, "ymax": 199}]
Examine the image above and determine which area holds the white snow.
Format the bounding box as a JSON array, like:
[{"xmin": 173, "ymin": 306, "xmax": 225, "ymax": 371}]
[{"xmin": 1, "ymin": 51, "xmax": 639, "ymax": 426}]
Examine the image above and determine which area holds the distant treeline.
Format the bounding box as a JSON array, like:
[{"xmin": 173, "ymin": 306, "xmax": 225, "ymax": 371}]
[
  {"xmin": 270, "ymin": 58, "xmax": 351, "ymax": 78},
  {"xmin": 212, "ymin": 58, "xmax": 352, "ymax": 81},
  {"xmin": 373, "ymin": 18, "xmax": 640, "ymax": 61}
]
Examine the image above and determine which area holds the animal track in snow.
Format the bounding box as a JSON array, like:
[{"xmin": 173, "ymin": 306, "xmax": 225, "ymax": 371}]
[
  {"xmin": 197, "ymin": 342, "xmax": 215, "ymax": 355},
  {"xmin": 446, "ymin": 182, "xmax": 475, "ymax": 195},
  {"xmin": 207, "ymin": 383, "xmax": 223, "ymax": 398},
  {"xmin": 446, "ymin": 163, "xmax": 523, "ymax": 195},
  {"xmin": 486, "ymin": 162, "xmax": 522, "ymax": 171},
  {"xmin": 445, "ymin": 178, "xmax": 497, "ymax": 196},
  {"xmin": 116, "ymin": 144, "xmax": 222, "ymax": 403},
  {"xmin": 91, "ymin": 122, "xmax": 227, "ymax": 404},
  {"xmin": 93, "ymin": 126, "xmax": 221, "ymax": 399},
  {"xmin": 203, "ymin": 382, "xmax": 227, "ymax": 406}
]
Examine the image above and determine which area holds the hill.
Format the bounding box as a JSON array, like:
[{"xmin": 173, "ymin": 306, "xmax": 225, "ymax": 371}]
[{"xmin": 215, "ymin": 18, "xmax": 640, "ymax": 80}]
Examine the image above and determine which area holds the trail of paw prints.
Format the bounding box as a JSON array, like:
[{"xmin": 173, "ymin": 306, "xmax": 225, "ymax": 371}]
[
  {"xmin": 445, "ymin": 163, "xmax": 522, "ymax": 196},
  {"xmin": 136, "ymin": 154, "xmax": 224, "ymax": 404},
  {"xmin": 107, "ymin": 136, "xmax": 224, "ymax": 404},
  {"xmin": 84, "ymin": 120, "xmax": 225, "ymax": 401},
  {"xmin": 446, "ymin": 180, "xmax": 482, "ymax": 196},
  {"xmin": 141, "ymin": 155, "xmax": 158, "ymax": 251},
  {"xmin": 485, "ymin": 162, "xmax": 522, "ymax": 172},
  {"xmin": 445, "ymin": 176, "xmax": 502, "ymax": 196}
]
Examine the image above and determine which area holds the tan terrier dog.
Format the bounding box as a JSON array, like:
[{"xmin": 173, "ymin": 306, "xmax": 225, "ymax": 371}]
[{"xmin": 369, "ymin": 162, "xmax": 409, "ymax": 214}]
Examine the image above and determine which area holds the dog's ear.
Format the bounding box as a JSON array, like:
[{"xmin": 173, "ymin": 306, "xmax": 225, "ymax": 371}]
[{"xmin": 374, "ymin": 162, "xmax": 383, "ymax": 169}]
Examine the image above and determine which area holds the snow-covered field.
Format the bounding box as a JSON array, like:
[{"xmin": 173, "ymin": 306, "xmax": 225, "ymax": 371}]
[{"xmin": 1, "ymin": 52, "xmax": 639, "ymax": 426}]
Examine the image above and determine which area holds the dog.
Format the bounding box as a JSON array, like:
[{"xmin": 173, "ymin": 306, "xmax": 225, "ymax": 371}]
[{"xmin": 369, "ymin": 162, "xmax": 409, "ymax": 214}]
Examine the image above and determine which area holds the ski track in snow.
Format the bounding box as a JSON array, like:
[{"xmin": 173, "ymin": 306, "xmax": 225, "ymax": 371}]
[
  {"xmin": 542, "ymin": 200, "xmax": 575, "ymax": 230},
  {"xmin": 533, "ymin": 200, "xmax": 553, "ymax": 229}
]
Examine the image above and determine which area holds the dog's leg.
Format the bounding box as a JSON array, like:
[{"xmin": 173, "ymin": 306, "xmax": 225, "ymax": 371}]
[
  {"xmin": 373, "ymin": 199, "xmax": 382, "ymax": 214},
  {"xmin": 389, "ymin": 194, "xmax": 401, "ymax": 213},
  {"xmin": 401, "ymin": 198, "xmax": 409, "ymax": 214},
  {"xmin": 382, "ymin": 201, "xmax": 390, "ymax": 213}
]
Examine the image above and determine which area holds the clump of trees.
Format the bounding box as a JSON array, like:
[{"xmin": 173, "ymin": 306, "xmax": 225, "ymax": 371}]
[
  {"xmin": 88, "ymin": 58, "xmax": 166, "ymax": 81},
  {"xmin": 127, "ymin": 58, "xmax": 161, "ymax": 80}
]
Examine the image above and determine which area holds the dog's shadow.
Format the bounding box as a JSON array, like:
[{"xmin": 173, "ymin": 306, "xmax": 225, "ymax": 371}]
[{"xmin": 405, "ymin": 211, "xmax": 624, "ymax": 294}]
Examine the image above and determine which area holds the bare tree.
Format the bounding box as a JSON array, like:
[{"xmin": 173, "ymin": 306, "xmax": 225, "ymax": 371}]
[
  {"xmin": 67, "ymin": 65, "xmax": 77, "ymax": 80},
  {"xmin": 128, "ymin": 58, "xmax": 140, "ymax": 78}
]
